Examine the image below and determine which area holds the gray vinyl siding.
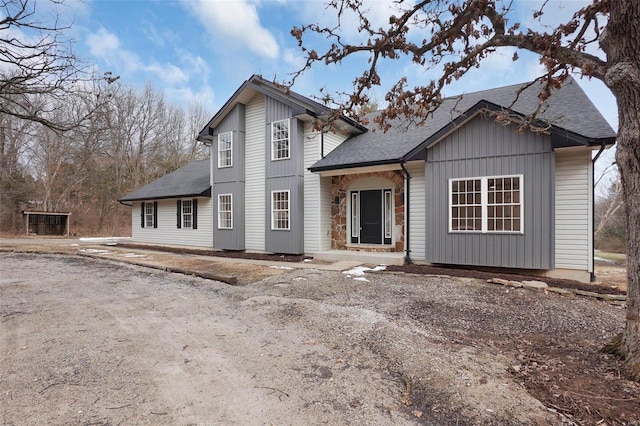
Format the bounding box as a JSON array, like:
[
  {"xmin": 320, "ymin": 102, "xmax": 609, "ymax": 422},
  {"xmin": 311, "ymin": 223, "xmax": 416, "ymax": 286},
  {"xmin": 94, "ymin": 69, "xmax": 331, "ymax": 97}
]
[
  {"xmin": 212, "ymin": 104, "xmax": 245, "ymax": 183},
  {"xmin": 265, "ymin": 176, "xmax": 304, "ymax": 254},
  {"xmin": 425, "ymin": 115, "xmax": 554, "ymax": 269},
  {"xmin": 131, "ymin": 198, "xmax": 213, "ymax": 248},
  {"xmin": 213, "ymin": 182, "xmax": 245, "ymax": 250},
  {"xmin": 245, "ymin": 95, "xmax": 266, "ymax": 251},
  {"xmin": 265, "ymin": 97, "xmax": 304, "ymax": 178}
]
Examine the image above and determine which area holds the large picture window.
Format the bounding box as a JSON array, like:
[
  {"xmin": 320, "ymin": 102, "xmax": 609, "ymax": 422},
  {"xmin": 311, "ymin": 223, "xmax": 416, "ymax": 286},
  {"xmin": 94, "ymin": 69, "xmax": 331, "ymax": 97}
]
[
  {"xmin": 218, "ymin": 194, "xmax": 233, "ymax": 229},
  {"xmin": 218, "ymin": 132, "xmax": 233, "ymax": 168},
  {"xmin": 271, "ymin": 119, "xmax": 290, "ymax": 160},
  {"xmin": 449, "ymin": 175, "xmax": 523, "ymax": 233},
  {"xmin": 271, "ymin": 190, "xmax": 290, "ymax": 230}
]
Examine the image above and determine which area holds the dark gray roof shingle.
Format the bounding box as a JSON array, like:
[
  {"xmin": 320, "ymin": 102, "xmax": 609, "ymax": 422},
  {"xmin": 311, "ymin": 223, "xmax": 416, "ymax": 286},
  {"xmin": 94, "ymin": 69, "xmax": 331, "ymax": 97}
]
[
  {"xmin": 310, "ymin": 77, "xmax": 616, "ymax": 171},
  {"xmin": 119, "ymin": 159, "xmax": 210, "ymax": 201}
]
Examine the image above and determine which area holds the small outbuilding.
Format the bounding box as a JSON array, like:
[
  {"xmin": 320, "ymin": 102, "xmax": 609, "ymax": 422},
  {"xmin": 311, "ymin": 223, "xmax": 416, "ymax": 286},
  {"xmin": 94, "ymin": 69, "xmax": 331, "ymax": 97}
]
[{"xmin": 23, "ymin": 211, "xmax": 71, "ymax": 236}]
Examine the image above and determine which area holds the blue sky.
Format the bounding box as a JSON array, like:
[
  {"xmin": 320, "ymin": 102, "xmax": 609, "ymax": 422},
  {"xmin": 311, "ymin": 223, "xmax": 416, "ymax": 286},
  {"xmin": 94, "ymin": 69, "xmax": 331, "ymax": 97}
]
[{"xmin": 63, "ymin": 0, "xmax": 618, "ymax": 130}]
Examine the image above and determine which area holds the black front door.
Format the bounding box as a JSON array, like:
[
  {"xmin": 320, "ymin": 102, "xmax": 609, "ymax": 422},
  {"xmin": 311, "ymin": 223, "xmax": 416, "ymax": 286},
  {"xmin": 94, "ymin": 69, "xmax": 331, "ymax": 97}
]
[{"xmin": 360, "ymin": 190, "xmax": 382, "ymax": 244}]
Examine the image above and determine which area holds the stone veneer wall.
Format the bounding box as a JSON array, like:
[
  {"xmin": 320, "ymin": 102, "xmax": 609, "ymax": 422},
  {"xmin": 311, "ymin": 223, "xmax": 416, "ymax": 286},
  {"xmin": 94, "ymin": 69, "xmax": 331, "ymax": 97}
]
[{"xmin": 330, "ymin": 171, "xmax": 405, "ymax": 252}]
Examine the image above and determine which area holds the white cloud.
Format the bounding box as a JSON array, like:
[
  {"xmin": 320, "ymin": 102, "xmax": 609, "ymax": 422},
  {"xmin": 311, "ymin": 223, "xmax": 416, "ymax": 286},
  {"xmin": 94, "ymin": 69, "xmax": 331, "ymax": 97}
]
[
  {"xmin": 86, "ymin": 28, "xmax": 121, "ymax": 59},
  {"xmin": 182, "ymin": 0, "xmax": 279, "ymax": 59}
]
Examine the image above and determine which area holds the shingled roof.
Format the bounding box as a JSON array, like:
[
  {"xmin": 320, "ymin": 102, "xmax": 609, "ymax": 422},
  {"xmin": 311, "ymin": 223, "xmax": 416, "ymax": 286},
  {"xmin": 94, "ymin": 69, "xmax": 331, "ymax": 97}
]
[
  {"xmin": 119, "ymin": 159, "xmax": 211, "ymax": 202},
  {"xmin": 309, "ymin": 77, "xmax": 617, "ymax": 172}
]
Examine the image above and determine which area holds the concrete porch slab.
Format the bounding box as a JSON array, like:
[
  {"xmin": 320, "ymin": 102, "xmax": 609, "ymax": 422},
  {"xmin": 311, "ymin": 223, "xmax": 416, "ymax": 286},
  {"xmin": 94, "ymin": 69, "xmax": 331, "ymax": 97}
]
[{"xmin": 314, "ymin": 250, "xmax": 405, "ymax": 266}]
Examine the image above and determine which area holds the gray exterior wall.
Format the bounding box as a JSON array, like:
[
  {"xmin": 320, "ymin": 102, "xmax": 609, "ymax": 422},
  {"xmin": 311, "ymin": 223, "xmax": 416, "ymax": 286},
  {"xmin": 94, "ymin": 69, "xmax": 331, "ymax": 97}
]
[
  {"xmin": 265, "ymin": 176, "xmax": 304, "ymax": 254},
  {"xmin": 425, "ymin": 115, "xmax": 554, "ymax": 270},
  {"xmin": 213, "ymin": 182, "xmax": 245, "ymax": 250},
  {"xmin": 212, "ymin": 104, "xmax": 246, "ymax": 184},
  {"xmin": 263, "ymin": 97, "xmax": 305, "ymax": 254},
  {"xmin": 212, "ymin": 104, "xmax": 246, "ymax": 250}
]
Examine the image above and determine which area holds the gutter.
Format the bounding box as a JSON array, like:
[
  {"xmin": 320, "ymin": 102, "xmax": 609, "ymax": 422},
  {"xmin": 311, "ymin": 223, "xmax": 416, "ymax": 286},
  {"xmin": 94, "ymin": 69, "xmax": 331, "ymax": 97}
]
[
  {"xmin": 590, "ymin": 140, "xmax": 607, "ymax": 282},
  {"xmin": 400, "ymin": 161, "xmax": 412, "ymax": 264}
]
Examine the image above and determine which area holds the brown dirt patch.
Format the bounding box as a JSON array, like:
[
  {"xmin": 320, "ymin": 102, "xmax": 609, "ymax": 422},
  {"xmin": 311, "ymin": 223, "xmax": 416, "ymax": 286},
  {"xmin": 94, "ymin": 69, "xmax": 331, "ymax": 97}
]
[{"xmin": 387, "ymin": 263, "xmax": 626, "ymax": 295}]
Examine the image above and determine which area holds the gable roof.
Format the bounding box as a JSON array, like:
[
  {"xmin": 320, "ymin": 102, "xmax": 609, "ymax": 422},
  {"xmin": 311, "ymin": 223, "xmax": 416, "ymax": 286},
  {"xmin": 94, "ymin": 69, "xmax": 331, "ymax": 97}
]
[
  {"xmin": 118, "ymin": 159, "xmax": 211, "ymax": 202},
  {"xmin": 197, "ymin": 74, "xmax": 366, "ymax": 142},
  {"xmin": 309, "ymin": 77, "xmax": 617, "ymax": 172}
]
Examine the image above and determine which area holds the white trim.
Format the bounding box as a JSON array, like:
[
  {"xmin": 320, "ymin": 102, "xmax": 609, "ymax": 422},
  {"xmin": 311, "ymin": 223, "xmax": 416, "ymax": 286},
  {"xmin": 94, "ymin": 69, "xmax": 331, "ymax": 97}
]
[
  {"xmin": 144, "ymin": 201, "xmax": 154, "ymax": 228},
  {"xmin": 181, "ymin": 199, "xmax": 193, "ymax": 229},
  {"xmin": 384, "ymin": 189, "xmax": 393, "ymax": 239},
  {"xmin": 217, "ymin": 131, "xmax": 233, "ymax": 168},
  {"xmin": 448, "ymin": 174, "xmax": 524, "ymax": 234},
  {"xmin": 271, "ymin": 190, "xmax": 291, "ymax": 230},
  {"xmin": 316, "ymin": 163, "xmax": 402, "ymax": 177},
  {"xmin": 217, "ymin": 194, "xmax": 233, "ymax": 230},
  {"xmin": 351, "ymin": 192, "xmax": 359, "ymax": 239},
  {"xmin": 271, "ymin": 119, "xmax": 290, "ymax": 161}
]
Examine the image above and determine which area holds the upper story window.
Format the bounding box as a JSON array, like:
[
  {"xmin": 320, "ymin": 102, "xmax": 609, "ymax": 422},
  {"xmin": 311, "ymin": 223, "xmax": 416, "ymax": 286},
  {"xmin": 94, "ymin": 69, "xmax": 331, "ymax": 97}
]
[
  {"xmin": 218, "ymin": 131, "xmax": 233, "ymax": 168},
  {"xmin": 449, "ymin": 175, "xmax": 523, "ymax": 233},
  {"xmin": 271, "ymin": 119, "xmax": 290, "ymax": 160},
  {"xmin": 218, "ymin": 194, "xmax": 233, "ymax": 229},
  {"xmin": 271, "ymin": 190, "xmax": 290, "ymax": 230}
]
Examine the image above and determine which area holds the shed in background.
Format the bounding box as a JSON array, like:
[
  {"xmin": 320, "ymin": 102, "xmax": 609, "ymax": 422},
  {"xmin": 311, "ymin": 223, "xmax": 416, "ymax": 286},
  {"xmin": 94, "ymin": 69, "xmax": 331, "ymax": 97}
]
[{"xmin": 23, "ymin": 211, "xmax": 71, "ymax": 236}]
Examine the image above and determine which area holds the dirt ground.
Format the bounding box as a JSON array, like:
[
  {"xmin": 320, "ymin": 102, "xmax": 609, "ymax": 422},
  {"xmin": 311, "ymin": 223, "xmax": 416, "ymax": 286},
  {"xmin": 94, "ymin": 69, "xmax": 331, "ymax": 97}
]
[{"xmin": 1, "ymin": 240, "xmax": 638, "ymax": 425}]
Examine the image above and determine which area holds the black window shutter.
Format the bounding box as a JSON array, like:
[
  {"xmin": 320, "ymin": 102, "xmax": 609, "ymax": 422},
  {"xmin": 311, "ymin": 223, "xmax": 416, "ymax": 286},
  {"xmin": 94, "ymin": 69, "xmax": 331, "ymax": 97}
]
[
  {"xmin": 153, "ymin": 201, "xmax": 158, "ymax": 228},
  {"xmin": 140, "ymin": 202, "xmax": 145, "ymax": 228},
  {"xmin": 192, "ymin": 199, "xmax": 198, "ymax": 229},
  {"xmin": 176, "ymin": 200, "xmax": 182, "ymax": 228}
]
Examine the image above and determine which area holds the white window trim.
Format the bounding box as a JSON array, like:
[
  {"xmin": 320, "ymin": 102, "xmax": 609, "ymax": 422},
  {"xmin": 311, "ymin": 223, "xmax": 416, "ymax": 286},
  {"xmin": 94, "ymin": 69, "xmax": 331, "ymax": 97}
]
[
  {"xmin": 145, "ymin": 202, "xmax": 154, "ymax": 228},
  {"xmin": 182, "ymin": 199, "xmax": 193, "ymax": 229},
  {"xmin": 351, "ymin": 192, "xmax": 359, "ymax": 239},
  {"xmin": 218, "ymin": 194, "xmax": 233, "ymax": 230},
  {"xmin": 384, "ymin": 190, "xmax": 393, "ymax": 239},
  {"xmin": 271, "ymin": 190, "xmax": 291, "ymax": 231},
  {"xmin": 271, "ymin": 119, "xmax": 290, "ymax": 161},
  {"xmin": 448, "ymin": 174, "xmax": 524, "ymax": 234},
  {"xmin": 218, "ymin": 131, "xmax": 233, "ymax": 168}
]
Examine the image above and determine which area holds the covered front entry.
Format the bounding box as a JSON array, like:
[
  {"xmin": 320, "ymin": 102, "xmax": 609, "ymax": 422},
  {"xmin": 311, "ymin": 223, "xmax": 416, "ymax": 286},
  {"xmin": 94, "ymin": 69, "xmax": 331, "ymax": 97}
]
[{"xmin": 350, "ymin": 188, "xmax": 393, "ymax": 246}]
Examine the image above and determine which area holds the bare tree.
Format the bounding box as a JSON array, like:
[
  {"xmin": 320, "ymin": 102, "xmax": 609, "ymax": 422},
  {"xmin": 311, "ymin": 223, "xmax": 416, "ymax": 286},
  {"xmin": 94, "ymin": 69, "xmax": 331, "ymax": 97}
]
[{"xmin": 290, "ymin": 0, "xmax": 640, "ymax": 379}]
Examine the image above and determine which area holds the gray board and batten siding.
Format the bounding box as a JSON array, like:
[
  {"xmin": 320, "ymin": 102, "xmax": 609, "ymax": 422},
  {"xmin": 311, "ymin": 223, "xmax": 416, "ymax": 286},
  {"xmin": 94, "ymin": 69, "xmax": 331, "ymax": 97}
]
[
  {"xmin": 425, "ymin": 115, "xmax": 554, "ymax": 270},
  {"xmin": 212, "ymin": 104, "xmax": 246, "ymax": 250},
  {"xmin": 263, "ymin": 96, "xmax": 305, "ymax": 254}
]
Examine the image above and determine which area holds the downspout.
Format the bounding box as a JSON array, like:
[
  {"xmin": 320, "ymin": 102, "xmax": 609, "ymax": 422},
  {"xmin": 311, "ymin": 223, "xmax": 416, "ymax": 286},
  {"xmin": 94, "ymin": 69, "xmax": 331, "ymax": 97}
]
[
  {"xmin": 590, "ymin": 140, "xmax": 607, "ymax": 282},
  {"xmin": 400, "ymin": 161, "xmax": 412, "ymax": 264},
  {"xmin": 320, "ymin": 130, "xmax": 325, "ymax": 158}
]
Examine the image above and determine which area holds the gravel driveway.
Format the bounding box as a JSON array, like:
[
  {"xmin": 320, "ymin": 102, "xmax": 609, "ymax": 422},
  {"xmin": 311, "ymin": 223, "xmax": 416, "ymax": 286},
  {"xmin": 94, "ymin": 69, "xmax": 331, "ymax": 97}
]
[{"xmin": 1, "ymin": 252, "xmax": 634, "ymax": 425}]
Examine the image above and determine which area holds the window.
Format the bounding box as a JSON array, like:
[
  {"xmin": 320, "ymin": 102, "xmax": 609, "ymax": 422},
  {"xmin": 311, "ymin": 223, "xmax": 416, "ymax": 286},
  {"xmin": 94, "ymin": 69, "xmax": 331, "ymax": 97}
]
[
  {"xmin": 218, "ymin": 132, "xmax": 232, "ymax": 168},
  {"xmin": 271, "ymin": 190, "xmax": 290, "ymax": 230},
  {"xmin": 271, "ymin": 119, "xmax": 290, "ymax": 160},
  {"xmin": 487, "ymin": 176, "xmax": 521, "ymax": 232},
  {"xmin": 351, "ymin": 192, "xmax": 359, "ymax": 239},
  {"xmin": 384, "ymin": 190, "xmax": 393, "ymax": 239},
  {"xmin": 141, "ymin": 201, "xmax": 157, "ymax": 228},
  {"xmin": 449, "ymin": 175, "xmax": 523, "ymax": 233},
  {"xmin": 145, "ymin": 202, "xmax": 154, "ymax": 228},
  {"xmin": 218, "ymin": 194, "xmax": 233, "ymax": 229}
]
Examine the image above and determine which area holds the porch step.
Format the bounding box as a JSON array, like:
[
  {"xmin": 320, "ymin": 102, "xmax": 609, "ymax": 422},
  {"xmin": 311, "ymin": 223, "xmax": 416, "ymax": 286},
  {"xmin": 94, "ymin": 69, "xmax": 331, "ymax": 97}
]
[{"xmin": 314, "ymin": 250, "xmax": 406, "ymax": 266}]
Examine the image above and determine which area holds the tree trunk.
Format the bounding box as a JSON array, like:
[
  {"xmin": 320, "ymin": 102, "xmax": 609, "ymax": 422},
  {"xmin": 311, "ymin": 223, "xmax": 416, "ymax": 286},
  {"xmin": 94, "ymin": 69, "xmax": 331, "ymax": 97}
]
[{"xmin": 603, "ymin": 0, "xmax": 640, "ymax": 380}]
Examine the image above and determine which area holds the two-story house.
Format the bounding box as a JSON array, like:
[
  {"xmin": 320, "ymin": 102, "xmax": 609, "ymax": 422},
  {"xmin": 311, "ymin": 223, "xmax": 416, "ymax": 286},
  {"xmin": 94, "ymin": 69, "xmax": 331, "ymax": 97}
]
[{"xmin": 119, "ymin": 74, "xmax": 616, "ymax": 282}]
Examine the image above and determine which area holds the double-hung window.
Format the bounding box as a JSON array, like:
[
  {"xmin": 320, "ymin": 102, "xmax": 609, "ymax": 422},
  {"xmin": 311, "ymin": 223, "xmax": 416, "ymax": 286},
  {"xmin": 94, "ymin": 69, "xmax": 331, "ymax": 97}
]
[
  {"xmin": 271, "ymin": 119, "xmax": 290, "ymax": 160},
  {"xmin": 218, "ymin": 194, "xmax": 233, "ymax": 229},
  {"xmin": 182, "ymin": 199, "xmax": 193, "ymax": 229},
  {"xmin": 218, "ymin": 132, "xmax": 233, "ymax": 168},
  {"xmin": 145, "ymin": 202, "xmax": 154, "ymax": 227},
  {"xmin": 449, "ymin": 175, "xmax": 523, "ymax": 233},
  {"xmin": 271, "ymin": 190, "xmax": 290, "ymax": 230}
]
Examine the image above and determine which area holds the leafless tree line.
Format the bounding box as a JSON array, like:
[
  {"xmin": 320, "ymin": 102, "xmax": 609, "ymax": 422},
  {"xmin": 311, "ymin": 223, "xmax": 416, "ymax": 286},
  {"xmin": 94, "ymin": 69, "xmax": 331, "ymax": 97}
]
[
  {"xmin": 1, "ymin": 80, "xmax": 210, "ymax": 235},
  {"xmin": 1, "ymin": 0, "xmax": 210, "ymax": 235}
]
